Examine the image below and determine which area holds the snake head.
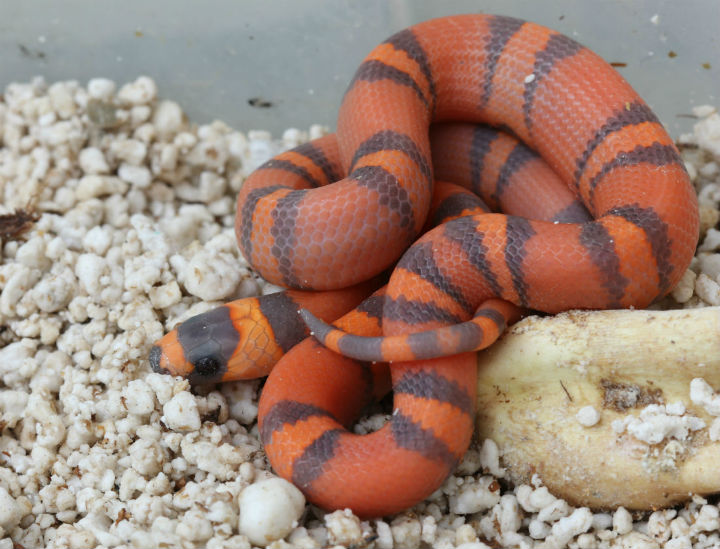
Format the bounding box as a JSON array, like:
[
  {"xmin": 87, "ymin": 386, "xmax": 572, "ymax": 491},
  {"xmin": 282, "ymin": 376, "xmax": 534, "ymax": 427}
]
[{"xmin": 150, "ymin": 300, "xmax": 281, "ymax": 384}]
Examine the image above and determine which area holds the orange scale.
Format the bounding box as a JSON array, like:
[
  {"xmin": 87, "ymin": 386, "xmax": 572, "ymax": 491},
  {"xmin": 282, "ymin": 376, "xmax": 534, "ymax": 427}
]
[
  {"xmin": 264, "ymin": 415, "xmax": 343, "ymax": 479},
  {"xmin": 302, "ymin": 429, "xmax": 454, "ymax": 518},
  {"xmin": 281, "ymin": 150, "xmax": 335, "ymax": 187},
  {"xmin": 430, "ymin": 124, "xmax": 475, "ymax": 177},
  {"xmin": 338, "ymin": 83, "xmax": 431, "ymax": 158},
  {"xmin": 363, "ymin": 43, "xmax": 420, "ymax": 78},
  {"xmin": 518, "ymin": 222, "xmax": 611, "ymax": 311},
  {"xmin": 529, "ymin": 57, "xmax": 641, "ymax": 174},
  {"xmin": 385, "ymin": 267, "xmax": 470, "ymax": 318},
  {"xmin": 483, "ymin": 25, "xmax": 555, "ymax": 137},
  {"xmin": 578, "ymin": 125, "xmax": 677, "ymax": 198},
  {"xmin": 393, "ymin": 392, "xmax": 474, "ymax": 455},
  {"xmin": 498, "ymin": 157, "xmax": 575, "ymax": 219},
  {"xmin": 592, "ymin": 163, "xmax": 684, "ymax": 217},
  {"xmin": 402, "ymin": 356, "xmax": 478, "ymax": 393}
]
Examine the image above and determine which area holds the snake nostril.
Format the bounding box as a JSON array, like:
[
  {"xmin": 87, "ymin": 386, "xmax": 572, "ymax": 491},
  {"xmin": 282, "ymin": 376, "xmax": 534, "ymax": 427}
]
[{"xmin": 194, "ymin": 355, "xmax": 222, "ymax": 377}]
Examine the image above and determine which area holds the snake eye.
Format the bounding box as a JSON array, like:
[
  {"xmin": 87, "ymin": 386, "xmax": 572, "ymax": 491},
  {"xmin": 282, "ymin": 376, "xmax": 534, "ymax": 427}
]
[
  {"xmin": 194, "ymin": 355, "xmax": 222, "ymax": 377},
  {"xmin": 177, "ymin": 306, "xmax": 239, "ymax": 384}
]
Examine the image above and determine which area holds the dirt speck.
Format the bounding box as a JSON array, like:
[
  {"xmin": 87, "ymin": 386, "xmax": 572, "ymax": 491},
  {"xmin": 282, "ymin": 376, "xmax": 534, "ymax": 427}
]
[{"xmin": 600, "ymin": 379, "xmax": 663, "ymax": 411}]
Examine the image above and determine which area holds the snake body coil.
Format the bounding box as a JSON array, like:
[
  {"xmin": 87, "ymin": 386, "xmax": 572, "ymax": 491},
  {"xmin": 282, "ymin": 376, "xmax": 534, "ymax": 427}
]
[{"xmin": 152, "ymin": 14, "xmax": 699, "ymax": 518}]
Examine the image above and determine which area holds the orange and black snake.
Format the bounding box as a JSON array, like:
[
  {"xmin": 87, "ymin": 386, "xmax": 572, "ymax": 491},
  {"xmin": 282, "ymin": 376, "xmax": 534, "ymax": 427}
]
[{"xmin": 151, "ymin": 14, "xmax": 699, "ymax": 518}]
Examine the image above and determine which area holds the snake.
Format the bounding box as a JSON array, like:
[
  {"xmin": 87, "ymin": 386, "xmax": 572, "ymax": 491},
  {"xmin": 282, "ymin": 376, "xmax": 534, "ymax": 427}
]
[{"xmin": 150, "ymin": 14, "xmax": 699, "ymax": 518}]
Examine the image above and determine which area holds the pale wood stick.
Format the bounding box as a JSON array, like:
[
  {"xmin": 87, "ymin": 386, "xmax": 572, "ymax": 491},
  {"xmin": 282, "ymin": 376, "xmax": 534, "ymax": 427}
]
[{"xmin": 476, "ymin": 306, "xmax": 720, "ymax": 510}]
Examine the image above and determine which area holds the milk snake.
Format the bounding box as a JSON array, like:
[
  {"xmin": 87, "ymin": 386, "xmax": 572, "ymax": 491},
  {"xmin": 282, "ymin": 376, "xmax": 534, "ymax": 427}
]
[{"xmin": 151, "ymin": 14, "xmax": 699, "ymax": 518}]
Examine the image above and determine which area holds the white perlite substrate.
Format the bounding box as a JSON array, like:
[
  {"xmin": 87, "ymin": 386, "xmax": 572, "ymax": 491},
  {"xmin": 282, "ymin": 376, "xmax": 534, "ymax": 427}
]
[{"xmin": 2, "ymin": 77, "xmax": 720, "ymax": 548}]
